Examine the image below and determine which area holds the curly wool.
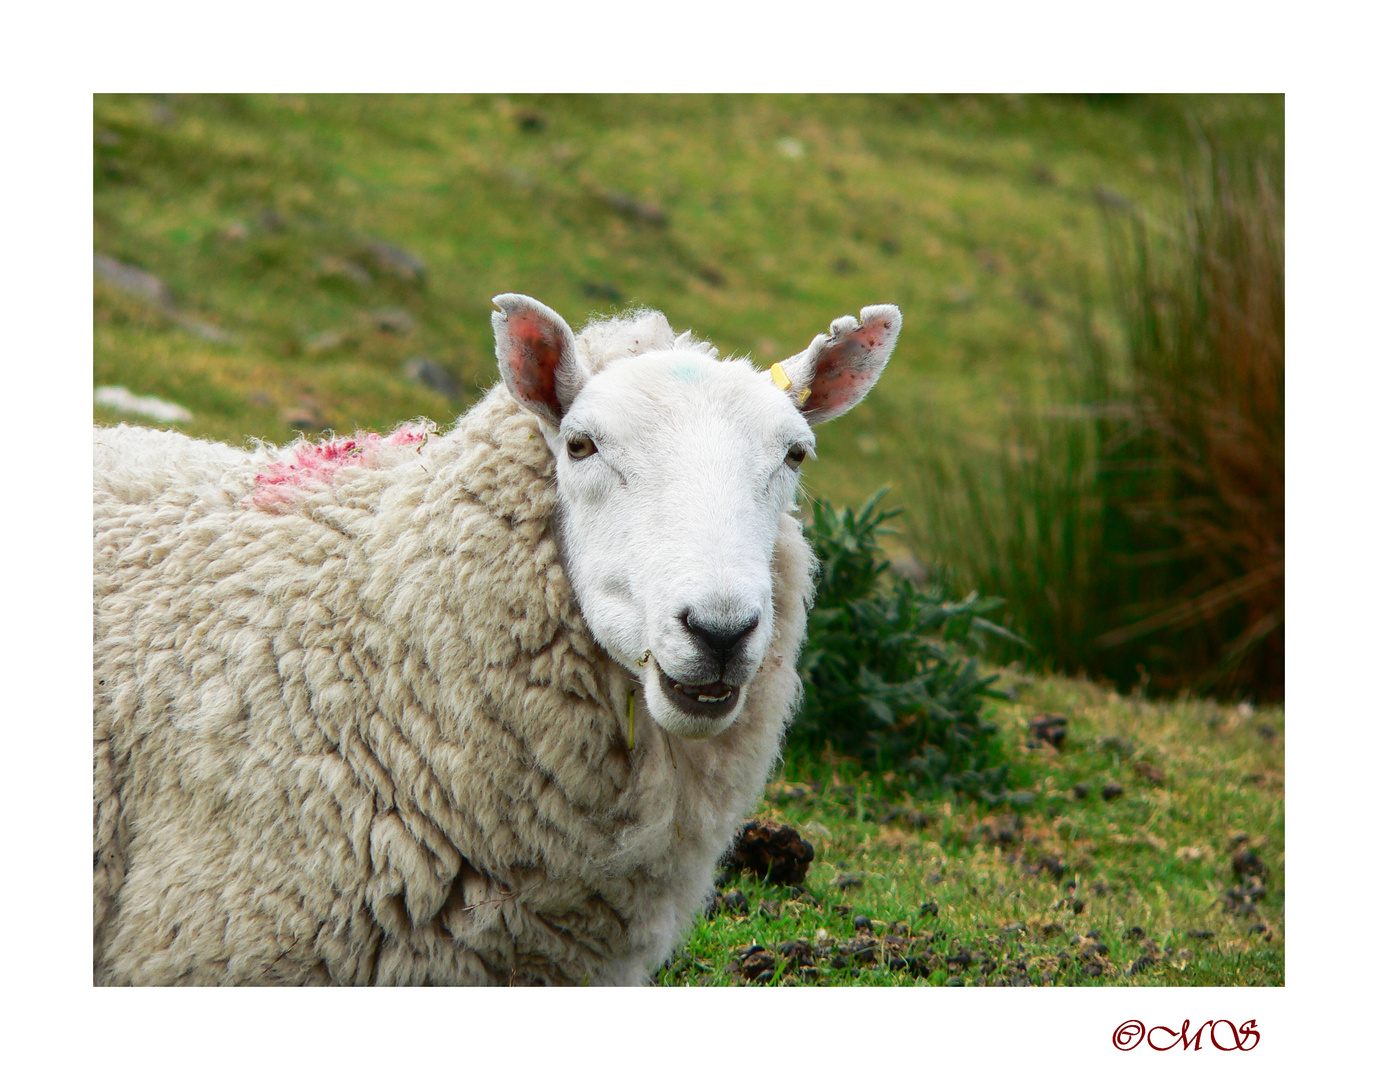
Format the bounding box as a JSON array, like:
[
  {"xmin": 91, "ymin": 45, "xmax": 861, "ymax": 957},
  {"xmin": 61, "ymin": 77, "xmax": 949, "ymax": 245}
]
[{"xmin": 93, "ymin": 348, "xmax": 814, "ymax": 985}]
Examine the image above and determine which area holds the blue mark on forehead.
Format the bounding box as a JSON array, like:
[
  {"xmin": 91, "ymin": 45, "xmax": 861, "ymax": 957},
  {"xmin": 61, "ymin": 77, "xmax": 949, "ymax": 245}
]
[{"xmin": 669, "ymin": 360, "xmax": 706, "ymax": 382}]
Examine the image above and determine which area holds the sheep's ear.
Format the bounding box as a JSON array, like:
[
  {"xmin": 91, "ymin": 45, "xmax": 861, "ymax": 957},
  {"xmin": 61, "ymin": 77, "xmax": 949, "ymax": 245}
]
[
  {"xmin": 492, "ymin": 293, "xmax": 586, "ymax": 427},
  {"xmin": 775, "ymin": 305, "xmax": 901, "ymax": 425}
]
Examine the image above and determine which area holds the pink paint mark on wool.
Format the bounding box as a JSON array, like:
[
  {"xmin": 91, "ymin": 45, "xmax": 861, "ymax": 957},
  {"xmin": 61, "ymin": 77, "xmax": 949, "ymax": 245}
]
[{"xmin": 249, "ymin": 425, "xmax": 429, "ymax": 508}]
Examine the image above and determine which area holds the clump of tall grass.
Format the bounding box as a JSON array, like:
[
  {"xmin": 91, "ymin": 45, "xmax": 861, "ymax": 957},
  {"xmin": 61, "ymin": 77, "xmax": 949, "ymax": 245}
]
[{"xmin": 909, "ymin": 138, "xmax": 1283, "ymax": 700}]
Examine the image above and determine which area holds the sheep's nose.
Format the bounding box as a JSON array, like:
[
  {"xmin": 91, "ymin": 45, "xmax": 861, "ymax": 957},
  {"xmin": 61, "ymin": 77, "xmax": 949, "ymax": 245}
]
[{"xmin": 680, "ymin": 611, "xmax": 760, "ymax": 669}]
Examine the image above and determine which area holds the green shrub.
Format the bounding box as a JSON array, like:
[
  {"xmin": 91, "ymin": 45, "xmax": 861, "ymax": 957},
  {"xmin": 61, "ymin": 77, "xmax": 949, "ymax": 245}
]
[{"xmin": 791, "ymin": 492, "xmax": 1022, "ymax": 797}]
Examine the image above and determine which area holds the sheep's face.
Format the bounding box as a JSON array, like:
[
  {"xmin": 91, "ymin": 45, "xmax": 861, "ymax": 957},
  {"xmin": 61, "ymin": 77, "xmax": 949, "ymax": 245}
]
[{"xmin": 493, "ymin": 294, "xmax": 901, "ymax": 740}]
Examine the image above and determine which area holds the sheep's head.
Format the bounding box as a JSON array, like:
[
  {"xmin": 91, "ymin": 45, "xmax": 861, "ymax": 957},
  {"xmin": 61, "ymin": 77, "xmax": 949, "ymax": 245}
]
[{"xmin": 492, "ymin": 293, "xmax": 900, "ymax": 739}]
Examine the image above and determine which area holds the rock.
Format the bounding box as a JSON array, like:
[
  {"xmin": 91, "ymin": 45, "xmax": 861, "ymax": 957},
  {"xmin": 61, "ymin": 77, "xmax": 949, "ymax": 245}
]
[
  {"xmin": 372, "ymin": 307, "xmax": 417, "ymax": 335},
  {"xmin": 172, "ymin": 313, "xmax": 235, "ymax": 344},
  {"xmin": 1232, "ymin": 848, "xmax": 1269, "ymax": 881},
  {"xmin": 836, "ymin": 937, "xmax": 878, "ymax": 965},
  {"xmin": 852, "ymin": 915, "xmax": 873, "ymax": 933},
  {"xmin": 364, "ymin": 239, "xmax": 427, "ymax": 285},
  {"xmin": 732, "ymin": 944, "xmax": 777, "ymax": 983},
  {"xmin": 832, "ymin": 873, "xmax": 864, "ymax": 891},
  {"xmin": 888, "ymin": 554, "xmax": 927, "ymax": 584},
  {"xmin": 303, "ymin": 328, "xmax": 354, "ymax": 355},
  {"xmin": 94, "ymin": 252, "xmax": 235, "ymax": 344},
  {"xmin": 918, "ymin": 901, "xmax": 939, "ymax": 918},
  {"xmin": 282, "ymin": 401, "xmax": 325, "ymax": 429},
  {"xmin": 1027, "ymin": 713, "xmax": 1068, "ymax": 749},
  {"xmin": 721, "ymin": 819, "xmax": 815, "ymax": 886},
  {"xmin": 776, "ymin": 939, "xmax": 815, "ymax": 971},
  {"xmin": 1092, "ymin": 186, "xmax": 1133, "ymax": 211},
  {"xmin": 969, "ymin": 815, "xmax": 1022, "ymax": 847},
  {"xmin": 1033, "ymin": 853, "xmax": 1066, "ymax": 880},
  {"xmin": 94, "ymin": 386, "xmax": 192, "ymax": 424},
  {"xmin": 1072, "ymin": 782, "xmax": 1090, "ymax": 799},
  {"xmin": 94, "ymin": 253, "xmax": 174, "ymax": 306},
  {"xmin": 402, "ymin": 357, "xmax": 459, "ymax": 399},
  {"xmin": 580, "ymin": 281, "xmax": 623, "ymax": 303},
  {"xmin": 1101, "ymin": 782, "xmax": 1124, "ymax": 801},
  {"xmin": 1099, "ymin": 735, "xmax": 1136, "ymax": 755},
  {"xmin": 591, "ymin": 187, "xmax": 668, "ymax": 226},
  {"xmin": 721, "ymin": 889, "xmax": 749, "ymax": 916},
  {"xmin": 317, "ymin": 255, "xmax": 372, "ymax": 286}
]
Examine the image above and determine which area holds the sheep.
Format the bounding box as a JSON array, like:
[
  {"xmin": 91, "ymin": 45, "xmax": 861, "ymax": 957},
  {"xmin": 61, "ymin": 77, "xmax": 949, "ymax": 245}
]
[{"xmin": 93, "ymin": 293, "xmax": 901, "ymax": 985}]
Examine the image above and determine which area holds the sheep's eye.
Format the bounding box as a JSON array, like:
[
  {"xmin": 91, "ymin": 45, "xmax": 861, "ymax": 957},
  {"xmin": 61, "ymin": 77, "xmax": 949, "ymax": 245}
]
[
  {"xmin": 785, "ymin": 444, "xmax": 808, "ymax": 469},
  {"xmin": 566, "ymin": 434, "xmax": 598, "ymax": 460}
]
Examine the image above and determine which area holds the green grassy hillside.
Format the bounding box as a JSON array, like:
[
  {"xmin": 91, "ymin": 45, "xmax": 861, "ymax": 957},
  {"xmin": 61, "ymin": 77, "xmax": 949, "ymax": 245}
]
[{"xmin": 94, "ymin": 93, "xmax": 1281, "ymax": 515}]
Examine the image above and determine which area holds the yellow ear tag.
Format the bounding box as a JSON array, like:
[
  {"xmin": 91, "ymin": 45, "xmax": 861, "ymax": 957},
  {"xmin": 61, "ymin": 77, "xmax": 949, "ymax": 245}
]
[
  {"xmin": 770, "ymin": 363, "xmax": 792, "ymax": 391},
  {"xmin": 798, "ymin": 387, "xmax": 811, "ymax": 404}
]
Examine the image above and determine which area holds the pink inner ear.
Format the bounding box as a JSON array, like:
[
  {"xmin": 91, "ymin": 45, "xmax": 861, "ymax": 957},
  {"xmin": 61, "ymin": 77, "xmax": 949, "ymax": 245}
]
[
  {"xmin": 804, "ymin": 336, "xmax": 873, "ymax": 416},
  {"xmin": 507, "ymin": 311, "xmax": 562, "ymax": 408}
]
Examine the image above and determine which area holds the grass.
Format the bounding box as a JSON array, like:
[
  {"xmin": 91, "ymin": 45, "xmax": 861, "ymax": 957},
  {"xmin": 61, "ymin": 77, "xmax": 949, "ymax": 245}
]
[
  {"xmin": 903, "ymin": 138, "xmax": 1284, "ymax": 700},
  {"xmin": 94, "ymin": 93, "xmax": 1281, "ymax": 511},
  {"xmin": 659, "ymin": 675, "xmax": 1284, "ymax": 986}
]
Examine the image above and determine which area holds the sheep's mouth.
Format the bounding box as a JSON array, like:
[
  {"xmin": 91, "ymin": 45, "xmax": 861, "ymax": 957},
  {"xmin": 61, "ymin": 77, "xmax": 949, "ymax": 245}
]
[{"xmin": 658, "ymin": 669, "xmax": 741, "ymax": 719}]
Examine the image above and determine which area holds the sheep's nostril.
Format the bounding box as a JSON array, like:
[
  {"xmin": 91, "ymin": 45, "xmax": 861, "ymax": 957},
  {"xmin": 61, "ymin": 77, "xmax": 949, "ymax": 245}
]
[{"xmin": 681, "ymin": 611, "xmax": 760, "ymax": 666}]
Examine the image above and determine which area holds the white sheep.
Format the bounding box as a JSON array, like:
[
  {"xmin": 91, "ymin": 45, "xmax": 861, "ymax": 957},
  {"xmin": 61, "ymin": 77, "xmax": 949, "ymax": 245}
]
[{"xmin": 93, "ymin": 293, "xmax": 901, "ymax": 985}]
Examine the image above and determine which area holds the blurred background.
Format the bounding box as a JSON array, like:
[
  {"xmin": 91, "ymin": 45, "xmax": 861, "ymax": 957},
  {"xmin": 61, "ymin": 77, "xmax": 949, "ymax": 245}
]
[{"xmin": 93, "ymin": 93, "xmax": 1283, "ymax": 703}]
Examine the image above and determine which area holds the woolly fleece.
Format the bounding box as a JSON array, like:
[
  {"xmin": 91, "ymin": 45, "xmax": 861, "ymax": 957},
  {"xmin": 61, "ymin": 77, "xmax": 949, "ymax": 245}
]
[{"xmin": 93, "ymin": 313, "xmax": 814, "ymax": 986}]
